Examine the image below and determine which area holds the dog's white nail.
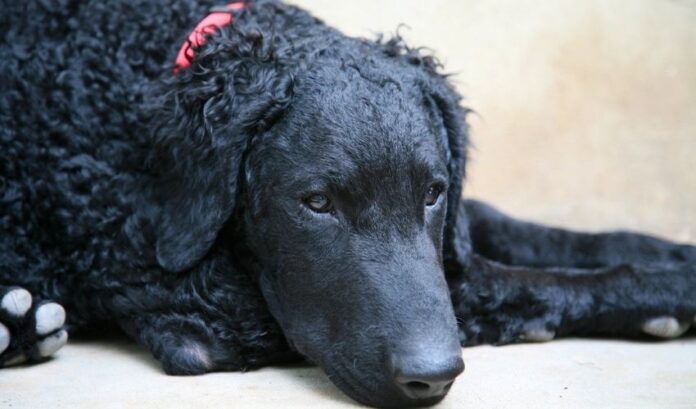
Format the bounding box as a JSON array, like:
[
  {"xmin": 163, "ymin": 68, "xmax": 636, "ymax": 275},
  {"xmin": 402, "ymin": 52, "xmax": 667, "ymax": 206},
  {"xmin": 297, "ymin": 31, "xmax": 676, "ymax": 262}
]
[
  {"xmin": 521, "ymin": 328, "xmax": 555, "ymax": 342},
  {"xmin": 4, "ymin": 353, "xmax": 27, "ymax": 367},
  {"xmin": 35, "ymin": 303, "xmax": 66, "ymax": 335},
  {"xmin": 0, "ymin": 323, "xmax": 9, "ymax": 353},
  {"xmin": 38, "ymin": 330, "xmax": 68, "ymax": 357},
  {"xmin": 1, "ymin": 288, "xmax": 32, "ymax": 317},
  {"xmin": 641, "ymin": 316, "xmax": 689, "ymax": 338}
]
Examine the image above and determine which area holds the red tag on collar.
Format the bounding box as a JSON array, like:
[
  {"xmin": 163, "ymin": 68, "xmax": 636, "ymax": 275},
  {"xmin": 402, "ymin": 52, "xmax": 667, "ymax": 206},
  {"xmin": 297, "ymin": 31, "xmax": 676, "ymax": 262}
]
[{"xmin": 174, "ymin": 2, "xmax": 246, "ymax": 73}]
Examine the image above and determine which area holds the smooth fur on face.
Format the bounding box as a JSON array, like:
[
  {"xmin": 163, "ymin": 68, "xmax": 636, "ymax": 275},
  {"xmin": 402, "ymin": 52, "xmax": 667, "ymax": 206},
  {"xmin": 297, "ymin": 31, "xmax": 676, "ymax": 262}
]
[{"xmin": 240, "ymin": 60, "xmax": 463, "ymax": 407}]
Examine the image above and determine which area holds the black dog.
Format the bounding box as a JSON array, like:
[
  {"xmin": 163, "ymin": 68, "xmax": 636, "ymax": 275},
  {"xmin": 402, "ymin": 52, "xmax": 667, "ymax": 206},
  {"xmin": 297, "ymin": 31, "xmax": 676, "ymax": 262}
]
[{"xmin": 1, "ymin": 1, "xmax": 695, "ymax": 407}]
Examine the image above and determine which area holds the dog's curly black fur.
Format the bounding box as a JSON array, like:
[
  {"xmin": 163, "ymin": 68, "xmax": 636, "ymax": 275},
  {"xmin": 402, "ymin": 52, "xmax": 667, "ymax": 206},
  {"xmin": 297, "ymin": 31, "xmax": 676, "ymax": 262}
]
[{"xmin": 1, "ymin": 1, "xmax": 695, "ymax": 408}]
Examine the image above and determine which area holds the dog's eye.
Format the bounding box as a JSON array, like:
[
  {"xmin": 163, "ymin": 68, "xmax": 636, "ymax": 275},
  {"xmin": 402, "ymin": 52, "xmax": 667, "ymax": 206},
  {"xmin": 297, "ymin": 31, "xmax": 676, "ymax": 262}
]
[
  {"xmin": 425, "ymin": 185, "xmax": 442, "ymax": 206},
  {"xmin": 304, "ymin": 194, "xmax": 332, "ymax": 213}
]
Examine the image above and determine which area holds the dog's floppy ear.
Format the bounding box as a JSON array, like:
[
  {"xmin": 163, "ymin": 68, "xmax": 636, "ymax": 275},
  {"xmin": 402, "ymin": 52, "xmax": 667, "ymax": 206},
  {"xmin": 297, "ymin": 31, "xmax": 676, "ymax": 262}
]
[
  {"xmin": 427, "ymin": 87, "xmax": 473, "ymax": 271},
  {"xmin": 378, "ymin": 35, "xmax": 472, "ymax": 268},
  {"xmin": 146, "ymin": 28, "xmax": 294, "ymax": 272}
]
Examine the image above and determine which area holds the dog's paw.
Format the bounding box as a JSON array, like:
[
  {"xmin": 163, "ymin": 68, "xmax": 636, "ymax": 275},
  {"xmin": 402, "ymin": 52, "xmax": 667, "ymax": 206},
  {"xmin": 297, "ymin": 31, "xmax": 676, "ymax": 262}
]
[
  {"xmin": 519, "ymin": 327, "xmax": 555, "ymax": 342},
  {"xmin": 456, "ymin": 313, "xmax": 560, "ymax": 346},
  {"xmin": 641, "ymin": 316, "xmax": 691, "ymax": 339},
  {"xmin": 0, "ymin": 287, "xmax": 68, "ymax": 367},
  {"xmin": 160, "ymin": 340, "xmax": 214, "ymax": 376}
]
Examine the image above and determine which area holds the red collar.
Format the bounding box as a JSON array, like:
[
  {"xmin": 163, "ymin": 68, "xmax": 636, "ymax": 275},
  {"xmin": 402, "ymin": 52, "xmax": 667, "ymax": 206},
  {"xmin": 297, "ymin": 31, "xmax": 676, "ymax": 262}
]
[{"xmin": 174, "ymin": 2, "xmax": 246, "ymax": 73}]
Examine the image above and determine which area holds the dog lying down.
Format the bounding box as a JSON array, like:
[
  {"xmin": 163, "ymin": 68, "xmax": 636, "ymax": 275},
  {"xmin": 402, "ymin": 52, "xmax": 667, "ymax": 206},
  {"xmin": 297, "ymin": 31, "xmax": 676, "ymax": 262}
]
[{"xmin": 1, "ymin": 0, "xmax": 695, "ymax": 407}]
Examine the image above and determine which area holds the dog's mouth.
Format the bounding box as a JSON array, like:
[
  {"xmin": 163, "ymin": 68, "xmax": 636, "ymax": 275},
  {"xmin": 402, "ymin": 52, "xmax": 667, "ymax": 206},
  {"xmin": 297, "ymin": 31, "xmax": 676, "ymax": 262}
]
[{"xmin": 258, "ymin": 266, "xmax": 462, "ymax": 408}]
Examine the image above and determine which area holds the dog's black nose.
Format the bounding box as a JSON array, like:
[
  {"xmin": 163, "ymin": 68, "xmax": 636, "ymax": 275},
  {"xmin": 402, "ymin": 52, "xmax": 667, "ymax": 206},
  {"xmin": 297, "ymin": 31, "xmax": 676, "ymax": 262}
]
[{"xmin": 391, "ymin": 353, "xmax": 465, "ymax": 400}]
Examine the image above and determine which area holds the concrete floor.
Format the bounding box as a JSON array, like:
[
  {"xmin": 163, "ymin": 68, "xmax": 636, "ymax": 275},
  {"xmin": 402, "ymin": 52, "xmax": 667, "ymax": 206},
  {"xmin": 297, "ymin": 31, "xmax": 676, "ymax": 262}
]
[
  {"xmin": 2, "ymin": 337, "xmax": 695, "ymax": 408},
  {"xmin": 3, "ymin": 0, "xmax": 696, "ymax": 408}
]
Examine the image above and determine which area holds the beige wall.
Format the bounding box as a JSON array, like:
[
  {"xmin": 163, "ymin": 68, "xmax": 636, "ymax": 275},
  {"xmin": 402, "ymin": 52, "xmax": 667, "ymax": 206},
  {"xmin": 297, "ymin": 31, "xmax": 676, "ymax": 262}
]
[{"xmin": 289, "ymin": 0, "xmax": 696, "ymax": 242}]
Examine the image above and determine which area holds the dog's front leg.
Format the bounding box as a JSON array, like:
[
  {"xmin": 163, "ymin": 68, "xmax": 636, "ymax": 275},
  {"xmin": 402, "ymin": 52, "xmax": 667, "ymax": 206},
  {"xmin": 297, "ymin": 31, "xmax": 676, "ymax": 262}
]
[
  {"xmin": 112, "ymin": 251, "xmax": 294, "ymax": 375},
  {"xmin": 449, "ymin": 255, "xmax": 696, "ymax": 346}
]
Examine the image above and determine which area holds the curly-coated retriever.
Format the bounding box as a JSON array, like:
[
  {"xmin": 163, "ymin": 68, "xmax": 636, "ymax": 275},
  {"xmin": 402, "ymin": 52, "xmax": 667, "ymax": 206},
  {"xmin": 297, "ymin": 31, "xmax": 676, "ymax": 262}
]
[{"xmin": 1, "ymin": 1, "xmax": 695, "ymax": 407}]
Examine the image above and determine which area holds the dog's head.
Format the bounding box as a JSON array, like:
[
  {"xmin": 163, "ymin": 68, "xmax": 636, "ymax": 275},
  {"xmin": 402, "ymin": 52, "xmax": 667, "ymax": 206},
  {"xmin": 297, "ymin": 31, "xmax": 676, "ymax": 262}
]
[{"xmin": 148, "ymin": 16, "xmax": 468, "ymax": 408}]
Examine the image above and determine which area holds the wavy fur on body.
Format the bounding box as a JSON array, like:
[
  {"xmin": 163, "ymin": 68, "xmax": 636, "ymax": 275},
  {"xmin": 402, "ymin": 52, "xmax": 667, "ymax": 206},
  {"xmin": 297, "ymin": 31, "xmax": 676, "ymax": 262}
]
[
  {"xmin": 1, "ymin": 1, "xmax": 695, "ymax": 407},
  {"xmin": 1, "ymin": 0, "xmax": 301, "ymax": 370}
]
